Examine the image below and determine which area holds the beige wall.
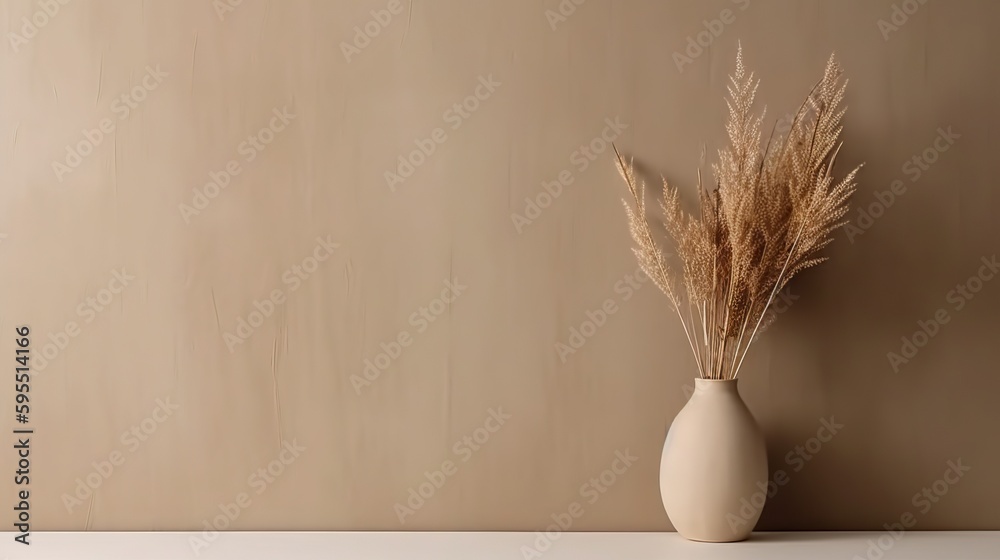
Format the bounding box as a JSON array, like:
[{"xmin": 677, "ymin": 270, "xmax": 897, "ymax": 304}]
[{"xmin": 2, "ymin": 0, "xmax": 999, "ymax": 532}]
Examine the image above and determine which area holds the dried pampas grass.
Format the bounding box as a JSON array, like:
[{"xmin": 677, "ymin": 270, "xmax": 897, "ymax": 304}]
[{"xmin": 617, "ymin": 47, "xmax": 861, "ymax": 380}]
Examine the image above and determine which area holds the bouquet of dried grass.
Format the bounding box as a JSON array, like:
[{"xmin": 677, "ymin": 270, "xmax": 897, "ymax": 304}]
[{"xmin": 617, "ymin": 48, "xmax": 861, "ymax": 380}]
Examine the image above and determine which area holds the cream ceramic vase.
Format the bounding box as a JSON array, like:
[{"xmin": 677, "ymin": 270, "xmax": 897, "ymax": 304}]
[{"xmin": 660, "ymin": 378, "xmax": 767, "ymax": 542}]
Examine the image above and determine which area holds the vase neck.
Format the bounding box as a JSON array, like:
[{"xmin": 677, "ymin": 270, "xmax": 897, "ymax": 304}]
[{"xmin": 693, "ymin": 378, "xmax": 740, "ymax": 396}]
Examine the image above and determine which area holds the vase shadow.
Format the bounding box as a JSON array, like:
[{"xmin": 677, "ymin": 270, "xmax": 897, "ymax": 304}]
[{"xmin": 746, "ymin": 531, "xmax": 870, "ymax": 542}]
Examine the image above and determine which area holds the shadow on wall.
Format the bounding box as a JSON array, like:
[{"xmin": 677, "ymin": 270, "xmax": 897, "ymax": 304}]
[{"xmin": 754, "ymin": 79, "xmax": 998, "ymax": 529}]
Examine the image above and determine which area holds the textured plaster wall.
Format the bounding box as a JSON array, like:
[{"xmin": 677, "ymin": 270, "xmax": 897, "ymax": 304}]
[{"xmin": 1, "ymin": 0, "xmax": 998, "ymax": 531}]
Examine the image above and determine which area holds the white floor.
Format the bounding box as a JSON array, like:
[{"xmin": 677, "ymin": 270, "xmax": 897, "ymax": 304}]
[{"xmin": 2, "ymin": 531, "xmax": 998, "ymax": 559}]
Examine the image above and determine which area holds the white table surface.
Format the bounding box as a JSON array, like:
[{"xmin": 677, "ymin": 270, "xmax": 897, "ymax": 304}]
[{"xmin": 2, "ymin": 531, "xmax": 998, "ymax": 559}]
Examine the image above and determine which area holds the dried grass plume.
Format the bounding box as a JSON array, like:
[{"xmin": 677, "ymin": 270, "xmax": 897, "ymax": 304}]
[{"xmin": 616, "ymin": 47, "xmax": 861, "ymax": 380}]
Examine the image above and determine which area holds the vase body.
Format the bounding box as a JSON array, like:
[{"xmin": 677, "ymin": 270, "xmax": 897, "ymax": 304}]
[{"xmin": 660, "ymin": 378, "xmax": 767, "ymax": 542}]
